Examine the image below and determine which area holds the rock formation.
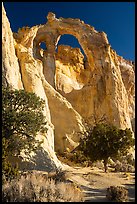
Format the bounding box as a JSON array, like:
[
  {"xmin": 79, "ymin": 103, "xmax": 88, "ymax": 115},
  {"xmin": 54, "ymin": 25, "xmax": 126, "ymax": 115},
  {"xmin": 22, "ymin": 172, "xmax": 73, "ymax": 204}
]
[
  {"xmin": 2, "ymin": 4, "xmax": 135, "ymax": 171},
  {"xmin": 2, "ymin": 5, "xmax": 85, "ymax": 171},
  {"xmin": 2, "ymin": 5, "xmax": 23, "ymax": 89}
]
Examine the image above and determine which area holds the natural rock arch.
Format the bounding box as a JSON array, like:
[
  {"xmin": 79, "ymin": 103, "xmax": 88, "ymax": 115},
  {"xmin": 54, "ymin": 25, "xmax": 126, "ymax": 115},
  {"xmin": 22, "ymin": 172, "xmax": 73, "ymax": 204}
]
[
  {"xmin": 16, "ymin": 11, "xmax": 133, "ymax": 132},
  {"xmin": 33, "ymin": 12, "xmax": 109, "ymax": 88}
]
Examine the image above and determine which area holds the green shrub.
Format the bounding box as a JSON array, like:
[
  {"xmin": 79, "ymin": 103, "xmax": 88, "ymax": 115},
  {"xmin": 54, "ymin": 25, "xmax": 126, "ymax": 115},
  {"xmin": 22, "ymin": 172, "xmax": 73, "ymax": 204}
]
[
  {"xmin": 79, "ymin": 123, "xmax": 134, "ymax": 172},
  {"xmin": 71, "ymin": 151, "xmax": 88, "ymax": 164},
  {"xmin": 2, "ymin": 86, "xmax": 48, "ymax": 181},
  {"xmin": 48, "ymin": 169, "xmax": 67, "ymax": 183},
  {"xmin": 114, "ymin": 161, "xmax": 135, "ymax": 173},
  {"xmin": 2, "ymin": 137, "xmax": 19, "ymax": 183},
  {"xmin": 106, "ymin": 186, "xmax": 128, "ymax": 202},
  {"xmin": 2, "ymin": 158, "xmax": 19, "ymax": 184}
]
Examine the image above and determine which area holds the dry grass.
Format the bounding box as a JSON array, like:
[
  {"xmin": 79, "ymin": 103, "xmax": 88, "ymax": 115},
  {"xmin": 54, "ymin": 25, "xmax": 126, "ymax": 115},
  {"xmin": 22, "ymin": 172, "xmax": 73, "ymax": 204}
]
[{"xmin": 2, "ymin": 171, "xmax": 84, "ymax": 202}]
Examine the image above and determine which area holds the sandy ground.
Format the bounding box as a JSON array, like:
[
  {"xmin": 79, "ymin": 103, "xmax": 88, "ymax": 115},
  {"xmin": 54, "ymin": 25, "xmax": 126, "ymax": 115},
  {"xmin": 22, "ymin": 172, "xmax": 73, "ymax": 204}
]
[{"xmin": 63, "ymin": 165, "xmax": 135, "ymax": 202}]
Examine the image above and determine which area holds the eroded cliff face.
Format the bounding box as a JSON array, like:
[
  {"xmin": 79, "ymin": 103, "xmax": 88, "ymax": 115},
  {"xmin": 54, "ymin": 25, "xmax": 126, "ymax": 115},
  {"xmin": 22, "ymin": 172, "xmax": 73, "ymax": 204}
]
[
  {"xmin": 56, "ymin": 45, "xmax": 135, "ymax": 130},
  {"xmin": 2, "ymin": 5, "xmax": 135, "ymax": 170},
  {"xmin": 53, "ymin": 15, "xmax": 134, "ymax": 131},
  {"xmin": 2, "ymin": 5, "xmax": 86, "ymax": 171},
  {"xmin": 2, "ymin": 5, "xmax": 60, "ymax": 171},
  {"xmin": 2, "ymin": 5, "xmax": 23, "ymax": 89}
]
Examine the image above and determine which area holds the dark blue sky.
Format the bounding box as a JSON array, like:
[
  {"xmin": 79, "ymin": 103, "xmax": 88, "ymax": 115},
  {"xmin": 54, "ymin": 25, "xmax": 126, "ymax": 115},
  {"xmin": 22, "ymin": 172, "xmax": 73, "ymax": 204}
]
[{"xmin": 3, "ymin": 2, "xmax": 135, "ymax": 61}]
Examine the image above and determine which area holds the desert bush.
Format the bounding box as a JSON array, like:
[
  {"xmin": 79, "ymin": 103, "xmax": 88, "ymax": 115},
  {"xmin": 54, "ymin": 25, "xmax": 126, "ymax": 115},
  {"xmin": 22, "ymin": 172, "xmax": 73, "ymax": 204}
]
[
  {"xmin": 108, "ymin": 154, "xmax": 135, "ymax": 173},
  {"xmin": 2, "ymin": 172, "xmax": 84, "ymax": 202},
  {"xmin": 71, "ymin": 151, "xmax": 89, "ymax": 164},
  {"xmin": 126, "ymin": 154, "xmax": 135, "ymax": 167},
  {"xmin": 57, "ymin": 151, "xmax": 90, "ymax": 167},
  {"xmin": 67, "ymin": 151, "xmax": 91, "ymax": 166},
  {"xmin": 118, "ymin": 153, "xmax": 135, "ymax": 167},
  {"xmin": 106, "ymin": 185, "xmax": 128, "ymax": 202},
  {"xmin": 79, "ymin": 123, "xmax": 134, "ymax": 172},
  {"xmin": 48, "ymin": 169, "xmax": 67, "ymax": 183},
  {"xmin": 92, "ymin": 161, "xmax": 104, "ymax": 169},
  {"xmin": 2, "ymin": 137, "xmax": 20, "ymax": 183},
  {"xmin": 114, "ymin": 161, "xmax": 135, "ymax": 173}
]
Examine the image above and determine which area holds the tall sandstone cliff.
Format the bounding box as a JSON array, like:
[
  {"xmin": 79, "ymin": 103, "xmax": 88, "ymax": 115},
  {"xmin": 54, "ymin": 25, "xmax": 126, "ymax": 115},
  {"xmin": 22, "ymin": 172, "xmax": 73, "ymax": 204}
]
[{"xmin": 2, "ymin": 5, "xmax": 135, "ymax": 170}]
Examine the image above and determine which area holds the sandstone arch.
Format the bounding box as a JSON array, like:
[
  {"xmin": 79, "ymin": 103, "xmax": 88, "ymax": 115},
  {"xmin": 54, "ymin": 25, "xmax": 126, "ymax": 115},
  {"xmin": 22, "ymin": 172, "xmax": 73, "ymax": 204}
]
[
  {"xmin": 13, "ymin": 11, "xmax": 134, "ymax": 134},
  {"xmin": 31, "ymin": 12, "xmax": 134, "ymax": 131},
  {"xmin": 33, "ymin": 12, "xmax": 109, "ymax": 88}
]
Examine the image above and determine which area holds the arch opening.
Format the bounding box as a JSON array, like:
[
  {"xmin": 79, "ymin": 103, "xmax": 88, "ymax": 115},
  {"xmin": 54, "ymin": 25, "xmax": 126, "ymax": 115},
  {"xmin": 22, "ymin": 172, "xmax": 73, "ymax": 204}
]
[
  {"xmin": 37, "ymin": 41, "xmax": 47, "ymax": 58},
  {"xmin": 39, "ymin": 42, "xmax": 47, "ymax": 50},
  {"xmin": 56, "ymin": 34, "xmax": 86, "ymax": 60}
]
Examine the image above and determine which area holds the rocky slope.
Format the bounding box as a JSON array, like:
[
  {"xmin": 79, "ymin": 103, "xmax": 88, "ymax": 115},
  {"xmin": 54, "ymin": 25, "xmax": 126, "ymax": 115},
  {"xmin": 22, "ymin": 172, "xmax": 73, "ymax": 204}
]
[{"xmin": 2, "ymin": 5, "xmax": 135, "ymax": 171}]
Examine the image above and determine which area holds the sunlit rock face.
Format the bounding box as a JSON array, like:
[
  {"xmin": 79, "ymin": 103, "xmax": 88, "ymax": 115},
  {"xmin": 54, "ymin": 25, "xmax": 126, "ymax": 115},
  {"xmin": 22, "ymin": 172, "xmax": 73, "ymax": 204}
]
[
  {"xmin": 55, "ymin": 45, "xmax": 86, "ymax": 93},
  {"xmin": 2, "ymin": 5, "xmax": 86, "ymax": 171},
  {"xmin": 2, "ymin": 4, "xmax": 23, "ymax": 89},
  {"xmin": 56, "ymin": 45, "xmax": 135, "ymax": 131},
  {"xmin": 2, "ymin": 4, "xmax": 62, "ymax": 171},
  {"xmin": 2, "ymin": 5, "xmax": 135, "ymax": 170},
  {"xmin": 118, "ymin": 57, "xmax": 135, "ymax": 121}
]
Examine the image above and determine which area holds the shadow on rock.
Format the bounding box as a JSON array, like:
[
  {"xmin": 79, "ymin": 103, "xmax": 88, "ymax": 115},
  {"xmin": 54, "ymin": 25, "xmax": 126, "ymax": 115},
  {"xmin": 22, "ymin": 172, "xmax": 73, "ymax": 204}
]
[{"xmin": 20, "ymin": 147, "xmax": 58, "ymax": 172}]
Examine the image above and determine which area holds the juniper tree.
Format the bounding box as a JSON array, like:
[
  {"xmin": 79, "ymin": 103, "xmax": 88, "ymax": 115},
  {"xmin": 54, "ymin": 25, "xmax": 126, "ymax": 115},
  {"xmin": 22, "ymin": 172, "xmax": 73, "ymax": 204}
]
[
  {"xmin": 79, "ymin": 123, "xmax": 134, "ymax": 172},
  {"xmin": 2, "ymin": 86, "xmax": 48, "ymax": 180}
]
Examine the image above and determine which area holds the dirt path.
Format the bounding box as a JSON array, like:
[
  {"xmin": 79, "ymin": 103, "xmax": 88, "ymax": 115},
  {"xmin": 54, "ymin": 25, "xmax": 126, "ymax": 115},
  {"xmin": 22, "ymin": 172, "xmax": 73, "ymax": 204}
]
[{"xmin": 63, "ymin": 165, "xmax": 135, "ymax": 202}]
